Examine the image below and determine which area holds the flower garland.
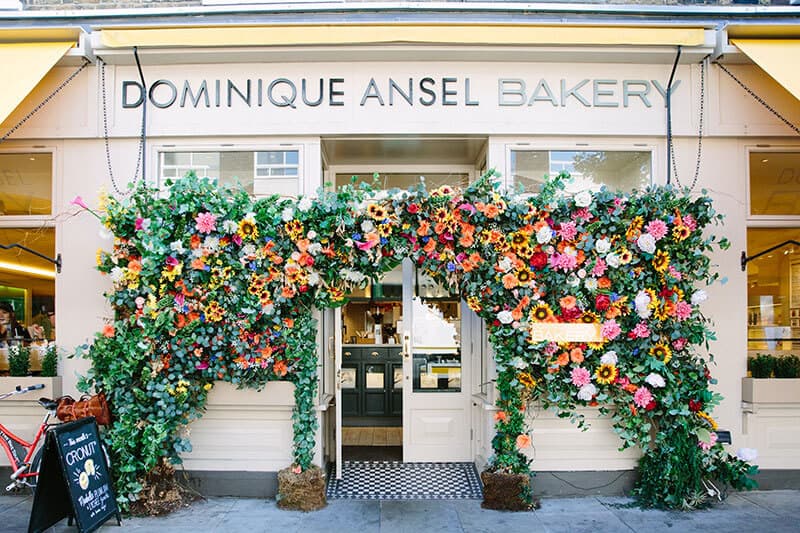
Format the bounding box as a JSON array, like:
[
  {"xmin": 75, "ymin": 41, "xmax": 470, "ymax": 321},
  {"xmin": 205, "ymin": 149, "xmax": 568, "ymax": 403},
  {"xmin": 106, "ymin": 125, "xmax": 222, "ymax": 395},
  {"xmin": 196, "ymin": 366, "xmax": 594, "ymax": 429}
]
[{"xmin": 79, "ymin": 171, "xmax": 756, "ymax": 511}]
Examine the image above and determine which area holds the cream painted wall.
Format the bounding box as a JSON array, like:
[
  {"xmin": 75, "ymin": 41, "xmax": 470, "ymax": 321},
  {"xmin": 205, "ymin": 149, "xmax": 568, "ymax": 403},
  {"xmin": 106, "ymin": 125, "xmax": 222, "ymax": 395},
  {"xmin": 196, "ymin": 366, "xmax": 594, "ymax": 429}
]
[{"xmin": 3, "ymin": 55, "xmax": 799, "ymax": 473}]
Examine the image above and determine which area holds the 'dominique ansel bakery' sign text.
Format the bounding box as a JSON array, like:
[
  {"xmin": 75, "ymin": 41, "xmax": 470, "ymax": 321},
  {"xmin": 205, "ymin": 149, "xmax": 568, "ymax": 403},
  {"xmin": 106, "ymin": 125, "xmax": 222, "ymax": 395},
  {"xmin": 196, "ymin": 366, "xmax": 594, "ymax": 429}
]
[{"xmin": 122, "ymin": 76, "xmax": 680, "ymax": 110}]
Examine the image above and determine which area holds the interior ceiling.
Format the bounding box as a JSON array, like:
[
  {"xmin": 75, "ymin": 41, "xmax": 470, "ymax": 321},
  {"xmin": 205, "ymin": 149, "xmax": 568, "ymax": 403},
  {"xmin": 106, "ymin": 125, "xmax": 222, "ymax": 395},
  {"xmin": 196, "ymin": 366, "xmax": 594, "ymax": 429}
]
[
  {"xmin": 0, "ymin": 228, "xmax": 56, "ymax": 294},
  {"xmin": 322, "ymin": 136, "xmax": 486, "ymax": 166}
]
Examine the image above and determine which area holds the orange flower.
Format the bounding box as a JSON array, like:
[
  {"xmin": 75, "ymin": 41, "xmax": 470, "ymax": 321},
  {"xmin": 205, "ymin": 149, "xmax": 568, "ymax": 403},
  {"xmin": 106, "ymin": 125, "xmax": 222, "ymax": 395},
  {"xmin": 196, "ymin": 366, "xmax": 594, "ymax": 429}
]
[
  {"xmin": 458, "ymin": 233, "xmax": 474, "ymax": 247},
  {"xmin": 273, "ymin": 360, "xmax": 288, "ymax": 377},
  {"xmin": 423, "ymin": 239, "xmax": 437, "ymax": 253},
  {"xmin": 494, "ymin": 411, "xmax": 509, "ymax": 423},
  {"xmin": 127, "ymin": 259, "xmax": 142, "ymax": 274},
  {"xmin": 502, "ymin": 272, "xmax": 518, "ymax": 289},
  {"xmin": 102, "ymin": 324, "xmax": 115, "ymax": 338},
  {"xmin": 597, "ymin": 277, "xmax": 612, "ymax": 289},
  {"xmin": 516, "ymin": 434, "xmax": 531, "ymax": 449},
  {"xmin": 569, "ymin": 347, "xmax": 584, "ymax": 364},
  {"xmin": 191, "ymin": 258, "xmax": 206, "ymax": 270},
  {"xmin": 190, "ymin": 234, "xmax": 201, "ymax": 249},
  {"xmin": 560, "ymin": 295, "xmax": 577, "ymax": 309},
  {"xmin": 483, "ymin": 204, "xmax": 500, "ymax": 218},
  {"xmin": 417, "ymin": 220, "xmax": 431, "ymax": 236},
  {"xmin": 283, "ymin": 318, "xmax": 295, "ymax": 328},
  {"xmin": 556, "ymin": 352, "xmax": 569, "ymax": 366},
  {"xmin": 281, "ymin": 286, "xmax": 296, "ymax": 298},
  {"xmin": 296, "ymin": 239, "xmax": 310, "ymax": 253}
]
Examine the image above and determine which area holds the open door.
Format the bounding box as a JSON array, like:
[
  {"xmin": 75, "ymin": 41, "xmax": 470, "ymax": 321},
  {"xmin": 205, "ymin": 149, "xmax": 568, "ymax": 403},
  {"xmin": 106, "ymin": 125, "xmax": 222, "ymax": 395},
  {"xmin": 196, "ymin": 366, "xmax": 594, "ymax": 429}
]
[{"xmin": 401, "ymin": 258, "xmax": 471, "ymax": 462}]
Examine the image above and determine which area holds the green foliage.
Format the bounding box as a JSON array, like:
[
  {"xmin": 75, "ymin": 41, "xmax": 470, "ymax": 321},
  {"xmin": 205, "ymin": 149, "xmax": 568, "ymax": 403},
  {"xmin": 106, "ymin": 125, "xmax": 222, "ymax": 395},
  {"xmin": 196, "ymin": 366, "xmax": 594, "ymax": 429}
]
[
  {"xmin": 8, "ymin": 345, "xmax": 30, "ymax": 377},
  {"xmin": 749, "ymin": 354, "xmax": 775, "ymax": 378},
  {"xmin": 774, "ymin": 355, "xmax": 800, "ymax": 378},
  {"xmin": 40, "ymin": 344, "xmax": 58, "ymax": 377}
]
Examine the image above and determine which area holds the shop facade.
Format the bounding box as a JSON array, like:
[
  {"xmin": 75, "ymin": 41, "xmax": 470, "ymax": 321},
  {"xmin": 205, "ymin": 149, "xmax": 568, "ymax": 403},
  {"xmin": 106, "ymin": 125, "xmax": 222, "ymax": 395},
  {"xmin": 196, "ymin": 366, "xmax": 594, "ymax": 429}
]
[{"xmin": 1, "ymin": 4, "xmax": 799, "ymax": 495}]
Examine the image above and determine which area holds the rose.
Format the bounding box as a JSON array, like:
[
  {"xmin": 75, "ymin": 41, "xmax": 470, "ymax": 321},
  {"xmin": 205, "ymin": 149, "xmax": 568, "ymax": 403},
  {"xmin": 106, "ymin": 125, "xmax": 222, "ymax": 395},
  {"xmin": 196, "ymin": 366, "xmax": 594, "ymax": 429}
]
[
  {"xmin": 530, "ymin": 252, "xmax": 548, "ymax": 270},
  {"xmin": 595, "ymin": 294, "xmax": 611, "ymax": 311},
  {"xmin": 600, "ymin": 351, "xmax": 618, "ymax": 365},
  {"xmin": 497, "ymin": 310, "xmax": 514, "ymax": 324},
  {"xmin": 691, "ymin": 290, "xmax": 708, "ymax": 305},
  {"xmin": 737, "ymin": 448, "xmax": 758, "ymax": 462},
  {"xmin": 297, "ymin": 197, "xmax": 313, "ymax": 212},
  {"xmin": 574, "ymin": 190, "xmax": 593, "ymax": 208},
  {"xmin": 606, "ymin": 253, "xmax": 620, "ymax": 268},
  {"xmin": 688, "ymin": 399, "xmax": 703, "ymax": 412},
  {"xmin": 636, "ymin": 233, "xmax": 657, "ymax": 255},
  {"xmin": 577, "ymin": 383, "xmax": 597, "ymax": 401},
  {"xmin": 595, "ymin": 238, "xmax": 611, "ymax": 254},
  {"xmin": 645, "ymin": 373, "xmax": 665, "ymax": 388},
  {"xmin": 536, "ymin": 225, "xmax": 554, "ymax": 244}
]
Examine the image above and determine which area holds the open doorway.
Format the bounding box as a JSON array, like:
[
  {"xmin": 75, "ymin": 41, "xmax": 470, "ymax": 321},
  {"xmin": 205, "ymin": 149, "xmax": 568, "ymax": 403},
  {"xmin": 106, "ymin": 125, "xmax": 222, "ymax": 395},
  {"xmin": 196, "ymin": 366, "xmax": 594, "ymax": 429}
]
[{"xmin": 323, "ymin": 136, "xmax": 487, "ymax": 473}]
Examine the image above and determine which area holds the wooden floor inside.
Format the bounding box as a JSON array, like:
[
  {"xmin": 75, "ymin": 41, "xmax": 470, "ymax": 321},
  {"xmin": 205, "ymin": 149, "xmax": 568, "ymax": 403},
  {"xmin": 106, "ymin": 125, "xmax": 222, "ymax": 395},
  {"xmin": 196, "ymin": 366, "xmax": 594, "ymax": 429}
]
[{"xmin": 342, "ymin": 426, "xmax": 403, "ymax": 446}]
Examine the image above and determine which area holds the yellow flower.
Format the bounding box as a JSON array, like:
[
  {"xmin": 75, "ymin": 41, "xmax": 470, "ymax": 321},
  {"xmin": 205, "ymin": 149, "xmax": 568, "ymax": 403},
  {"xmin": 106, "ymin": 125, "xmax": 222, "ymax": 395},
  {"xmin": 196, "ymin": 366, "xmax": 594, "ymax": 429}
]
[
  {"xmin": 673, "ymin": 224, "xmax": 691, "ymax": 241},
  {"xmin": 203, "ymin": 383, "xmax": 213, "ymax": 391},
  {"xmin": 367, "ymin": 204, "xmax": 387, "ymax": 221},
  {"xmin": 530, "ymin": 303, "xmax": 554, "ymax": 322},
  {"xmin": 649, "ymin": 343, "xmax": 672, "ymax": 364},
  {"xmin": 238, "ymin": 217, "xmax": 259, "ymax": 240},
  {"xmin": 467, "ymin": 296, "xmax": 482, "ymax": 312},
  {"xmin": 595, "ymin": 363, "xmax": 618, "ymax": 385},
  {"xmin": 96, "ymin": 248, "xmax": 105, "ymax": 267},
  {"xmin": 618, "ymin": 248, "xmax": 633, "ymax": 265},
  {"xmin": 653, "ymin": 250, "xmax": 670, "ymax": 273},
  {"xmin": 204, "ymin": 301, "xmax": 225, "ymax": 322},
  {"xmin": 518, "ymin": 372, "xmax": 537, "ymax": 388},
  {"xmin": 696, "ymin": 411, "xmax": 718, "ymax": 430}
]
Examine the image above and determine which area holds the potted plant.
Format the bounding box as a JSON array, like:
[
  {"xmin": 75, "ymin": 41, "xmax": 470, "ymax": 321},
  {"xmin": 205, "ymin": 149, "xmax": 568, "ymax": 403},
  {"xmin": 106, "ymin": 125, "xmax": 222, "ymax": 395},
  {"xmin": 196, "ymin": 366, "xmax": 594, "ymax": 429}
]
[
  {"xmin": 743, "ymin": 354, "xmax": 800, "ymax": 403},
  {"xmin": 0, "ymin": 342, "xmax": 62, "ymax": 399}
]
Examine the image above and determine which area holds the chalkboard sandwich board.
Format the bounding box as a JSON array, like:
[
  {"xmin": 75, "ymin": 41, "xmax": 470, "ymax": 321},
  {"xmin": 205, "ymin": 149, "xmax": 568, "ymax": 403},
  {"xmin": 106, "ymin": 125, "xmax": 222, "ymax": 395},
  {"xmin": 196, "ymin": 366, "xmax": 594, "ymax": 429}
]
[{"xmin": 28, "ymin": 417, "xmax": 121, "ymax": 533}]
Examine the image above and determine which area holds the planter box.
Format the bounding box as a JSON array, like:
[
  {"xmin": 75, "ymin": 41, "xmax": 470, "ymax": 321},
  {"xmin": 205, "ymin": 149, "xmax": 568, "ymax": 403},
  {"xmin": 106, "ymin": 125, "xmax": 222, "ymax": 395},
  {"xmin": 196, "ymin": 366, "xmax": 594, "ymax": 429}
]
[{"xmin": 742, "ymin": 377, "xmax": 800, "ymax": 403}]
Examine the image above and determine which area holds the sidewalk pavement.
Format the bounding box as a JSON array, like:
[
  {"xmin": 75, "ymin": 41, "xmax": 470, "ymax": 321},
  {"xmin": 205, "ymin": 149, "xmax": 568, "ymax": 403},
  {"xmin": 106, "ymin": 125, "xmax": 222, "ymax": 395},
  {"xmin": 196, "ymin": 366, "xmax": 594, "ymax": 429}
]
[{"xmin": 2, "ymin": 490, "xmax": 798, "ymax": 533}]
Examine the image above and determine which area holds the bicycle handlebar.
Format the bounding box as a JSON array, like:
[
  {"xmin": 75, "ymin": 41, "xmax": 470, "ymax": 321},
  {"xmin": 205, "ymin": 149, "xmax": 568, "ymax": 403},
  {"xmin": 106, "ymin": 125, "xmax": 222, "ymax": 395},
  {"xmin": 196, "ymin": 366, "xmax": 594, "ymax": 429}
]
[{"xmin": 12, "ymin": 384, "xmax": 45, "ymax": 393}]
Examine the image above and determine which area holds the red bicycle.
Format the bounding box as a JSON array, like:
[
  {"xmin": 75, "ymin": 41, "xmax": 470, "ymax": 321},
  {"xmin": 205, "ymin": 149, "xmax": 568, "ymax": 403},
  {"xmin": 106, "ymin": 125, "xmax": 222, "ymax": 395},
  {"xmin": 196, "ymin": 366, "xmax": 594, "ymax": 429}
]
[{"xmin": 0, "ymin": 383, "xmax": 55, "ymax": 491}]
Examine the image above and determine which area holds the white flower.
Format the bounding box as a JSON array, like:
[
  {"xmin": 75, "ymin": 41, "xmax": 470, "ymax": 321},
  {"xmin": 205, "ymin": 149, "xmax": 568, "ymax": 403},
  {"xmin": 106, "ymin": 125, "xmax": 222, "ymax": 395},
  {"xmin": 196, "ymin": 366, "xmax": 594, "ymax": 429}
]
[
  {"xmin": 222, "ymin": 220, "xmax": 238, "ymax": 234},
  {"xmin": 170, "ymin": 240, "xmax": 186, "ymax": 254},
  {"xmin": 577, "ymin": 268, "xmax": 587, "ymax": 279},
  {"xmin": 342, "ymin": 269, "xmax": 366, "ymax": 284},
  {"xmin": 308, "ymin": 271, "xmax": 320, "ymax": 286},
  {"xmin": 645, "ymin": 373, "xmax": 666, "ymax": 388},
  {"xmin": 297, "ymin": 197, "xmax": 313, "ymax": 212},
  {"xmin": 606, "ymin": 253, "xmax": 621, "ymax": 268},
  {"xmin": 99, "ymin": 228, "xmax": 113, "ymax": 241},
  {"xmin": 536, "ymin": 225, "xmax": 554, "ymax": 244},
  {"xmin": 567, "ymin": 274, "xmax": 580, "ymax": 287},
  {"xmin": 601, "ymin": 351, "xmax": 618, "ymax": 365},
  {"xmin": 737, "ymin": 448, "xmax": 758, "ymax": 462},
  {"xmin": 203, "ymin": 236, "xmax": 220, "ymax": 252},
  {"xmin": 497, "ymin": 310, "xmax": 514, "ymax": 324},
  {"xmin": 307, "ymin": 230, "xmax": 317, "ymax": 240},
  {"xmin": 636, "ymin": 233, "xmax": 657, "ymax": 255},
  {"xmin": 634, "ymin": 290, "xmax": 652, "ymax": 319},
  {"xmin": 110, "ymin": 267, "xmax": 124, "ymax": 283},
  {"xmin": 308, "ymin": 242, "xmax": 322, "ymax": 255},
  {"xmin": 498, "ymin": 257, "xmax": 513, "ymax": 272},
  {"xmin": 577, "ymin": 383, "xmax": 597, "ymax": 401},
  {"xmin": 595, "ymin": 238, "xmax": 611, "ymax": 254},
  {"xmin": 584, "ymin": 278, "xmax": 598, "ymax": 291},
  {"xmin": 191, "ymin": 247, "xmax": 204, "ymax": 258},
  {"xmin": 241, "ymin": 244, "xmax": 256, "ymax": 257},
  {"xmin": 281, "ymin": 207, "xmax": 294, "ymax": 222},
  {"xmin": 361, "ymin": 220, "xmax": 375, "ymax": 233},
  {"xmin": 574, "ymin": 190, "xmax": 593, "ymax": 208},
  {"xmin": 511, "ymin": 357, "xmax": 527, "ymax": 370},
  {"xmin": 691, "ymin": 290, "xmax": 708, "ymax": 306}
]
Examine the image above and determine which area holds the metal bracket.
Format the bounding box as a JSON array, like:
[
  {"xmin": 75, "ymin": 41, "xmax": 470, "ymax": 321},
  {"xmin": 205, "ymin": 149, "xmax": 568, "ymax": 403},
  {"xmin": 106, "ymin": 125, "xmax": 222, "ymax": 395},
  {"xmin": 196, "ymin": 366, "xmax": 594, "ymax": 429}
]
[
  {"xmin": 741, "ymin": 240, "xmax": 800, "ymax": 271},
  {"xmin": 0, "ymin": 243, "xmax": 61, "ymax": 273}
]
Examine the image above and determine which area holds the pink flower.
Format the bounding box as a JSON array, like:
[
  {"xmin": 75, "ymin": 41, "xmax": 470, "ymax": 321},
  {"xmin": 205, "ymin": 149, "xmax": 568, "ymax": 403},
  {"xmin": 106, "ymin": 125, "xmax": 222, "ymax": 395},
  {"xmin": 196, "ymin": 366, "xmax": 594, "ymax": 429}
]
[
  {"xmin": 683, "ymin": 214, "xmax": 697, "ymax": 231},
  {"xmin": 675, "ymin": 301, "xmax": 692, "ymax": 321},
  {"xmin": 544, "ymin": 342, "xmax": 558, "ymax": 356},
  {"xmin": 558, "ymin": 221, "xmax": 577, "ymax": 241},
  {"xmin": 668, "ymin": 265, "xmax": 682, "ymax": 280},
  {"xmin": 572, "ymin": 207, "xmax": 591, "ymax": 221},
  {"xmin": 699, "ymin": 431, "xmax": 718, "ymax": 451},
  {"xmin": 570, "ymin": 367, "xmax": 591, "ymax": 387},
  {"xmin": 633, "ymin": 386, "xmax": 653, "ymax": 408},
  {"xmin": 356, "ymin": 239, "xmax": 378, "ymax": 251},
  {"xmin": 591, "ymin": 258, "xmax": 607, "ymax": 277},
  {"xmin": 601, "ymin": 320, "xmax": 621, "ymax": 340},
  {"xmin": 672, "ymin": 337, "xmax": 688, "ymax": 351},
  {"xmin": 71, "ymin": 196, "xmax": 89, "ymax": 209},
  {"xmin": 549, "ymin": 252, "xmax": 577, "ymax": 272},
  {"xmin": 645, "ymin": 220, "xmax": 668, "ymax": 240},
  {"xmin": 196, "ymin": 361, "xmax": 209, "ymax": 370},
  {"xmin": 195, "ymin": 212, "xmax": 217, "ymax": 234},
  {"xmin": 631, "ymin": 322, "xmax": 650, "ymax": 339},
  {"xmin": 165, "ymin": 256, "xmax": 180, "ymax": 267}
]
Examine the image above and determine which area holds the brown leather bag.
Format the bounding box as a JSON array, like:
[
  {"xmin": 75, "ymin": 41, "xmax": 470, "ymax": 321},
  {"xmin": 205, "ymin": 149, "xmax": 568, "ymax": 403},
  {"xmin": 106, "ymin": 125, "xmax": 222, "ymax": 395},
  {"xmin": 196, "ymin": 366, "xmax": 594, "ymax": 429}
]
[{"xmin": 56, "ymin": 392, "xmax": 111, "ymax": 426}]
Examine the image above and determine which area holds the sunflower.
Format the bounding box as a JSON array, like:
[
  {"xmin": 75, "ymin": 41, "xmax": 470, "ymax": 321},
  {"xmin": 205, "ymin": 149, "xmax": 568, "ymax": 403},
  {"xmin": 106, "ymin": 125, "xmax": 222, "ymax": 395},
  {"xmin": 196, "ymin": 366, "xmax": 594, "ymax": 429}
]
[
  {"xmin": 644, "ymin": 288, "xmax": 660, "ymax": 309},
  {"xmin": 467, "ymin": 296, "xmax": 483, "ymax": 312},
  {"xmin": 377, "ymin": 224, "xmax": 392, "ymax": 238},
  {"xmin": 367, "ymin": 204, "xmax": 387, "ymax": 221},
  {"xmin": 696, "ymin": 411, "xmax": 719, "ymax": 431},
  {"xmin": 653, "ymin": 250, "xmax": 670, "ymax": 273},
  {"xmin": 511, "ymin": 231, "xmax": 529, "ymax": 248},
  {"xmin": 595, "ymin": 363, "xmax": 618, "ymax": 385},
  {"xmin": 619, "ymin": 248, "xmax": 633, "ymax": 264},
  {"xmin": 653, "ymin": 303, "xmax": 671, "ymax": 321},
  {"xmin": 518, "ymin": 372, "xmax": 537, "ymax": 388},
  {"xmin": 284, "ymin": 220, "xmax": 304, "ymax": 240},
  {"xmin": 626, "ymin": 216, "xmax": 644, "ymax": 241},
  {"xmin": 203, "ymin": 301, "xmax": 225, "ymax": 322},
  {"xmin": 673, "ymin": 224, "xmax": 691, "ymax": 241},
  {"xmin": 237, "ymin": 217, "xmax": 259, "ymax": 240},
  {"xmin": 581, "ymin": 311, "xmax": 599, "ymax": 323},
  {"xmin": 649, "ymin": 343, "xmax": 673, "ymax": 364},
  {"xmin": 530, "ymin": 303, "xmax": 554, "ymax": 322},
  {"xmin": 516, "ymin": 267, "xmax": 533, "ymax": 284}
]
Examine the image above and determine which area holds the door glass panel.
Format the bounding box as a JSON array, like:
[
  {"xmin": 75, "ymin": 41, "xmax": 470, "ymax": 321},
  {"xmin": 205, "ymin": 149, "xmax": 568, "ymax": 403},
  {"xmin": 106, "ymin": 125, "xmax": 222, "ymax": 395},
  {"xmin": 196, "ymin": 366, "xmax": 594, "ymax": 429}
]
[
  {"xmin": 393, "ymin": 365, "xmax": 403, "ymax": 389},
  {"xmin": 365, "ymin": 364, "xmax": 385, "ymax": 389},
  {"xmin": 749, "ymin": 152, "xmax": 800, "ymax": 216},
  {"xmin": 340, "ymin": 367, "xmax": 357, "ymax": 389}
]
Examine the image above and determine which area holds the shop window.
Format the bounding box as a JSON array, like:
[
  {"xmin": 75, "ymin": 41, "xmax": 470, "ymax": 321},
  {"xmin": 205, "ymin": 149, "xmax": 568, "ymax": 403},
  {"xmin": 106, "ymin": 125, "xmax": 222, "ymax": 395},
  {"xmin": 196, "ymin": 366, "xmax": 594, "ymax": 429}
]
[
  {"xmin": 509, "ymin": 149, "xmax": 651, "ymax": 193},
  {"xmin": 0, "ymin": 152, "xmax": 53, "ymax": 216},
  {"xmin": 749, "ymin": 152, "xmax": 800, "ymax": 216},
  {"xmin": 159, "ymin": 149, "xmax": 301, "ymax": 197}
]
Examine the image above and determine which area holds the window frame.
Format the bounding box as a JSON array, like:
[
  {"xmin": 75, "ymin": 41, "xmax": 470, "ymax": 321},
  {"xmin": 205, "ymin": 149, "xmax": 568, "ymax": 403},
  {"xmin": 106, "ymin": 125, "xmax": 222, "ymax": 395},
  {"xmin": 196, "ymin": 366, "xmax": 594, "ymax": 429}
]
[
  {"xmin": 154, "ymin": 143, "xmax": 305, "ymax": 197},
  {"xmin": 0, "ymin": 146, "xmax": 58, "ymax": 224},
  {"xmin": 504, "ymin": 142, "xmax": 657, "ymax": 193},
  {"xmin": 745, "ymin": 145, "xmax": 800, "ymax": 223}
]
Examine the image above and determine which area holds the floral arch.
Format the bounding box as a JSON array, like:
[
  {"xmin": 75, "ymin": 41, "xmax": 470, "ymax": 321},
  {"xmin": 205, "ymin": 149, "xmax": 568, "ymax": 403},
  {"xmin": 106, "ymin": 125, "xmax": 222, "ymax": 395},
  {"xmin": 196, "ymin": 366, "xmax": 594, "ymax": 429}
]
[{"xmin": 81, "ymin": 171, "xmax": 755, "ymax": 511}]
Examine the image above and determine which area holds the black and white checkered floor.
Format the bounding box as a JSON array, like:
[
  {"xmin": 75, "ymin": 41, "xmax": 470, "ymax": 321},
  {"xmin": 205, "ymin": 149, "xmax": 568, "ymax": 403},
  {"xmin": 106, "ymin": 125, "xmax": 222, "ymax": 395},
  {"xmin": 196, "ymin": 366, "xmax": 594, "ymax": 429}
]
[{"xmin": 327, "ymin": 461, "xmax": 483, "ymax": 500}]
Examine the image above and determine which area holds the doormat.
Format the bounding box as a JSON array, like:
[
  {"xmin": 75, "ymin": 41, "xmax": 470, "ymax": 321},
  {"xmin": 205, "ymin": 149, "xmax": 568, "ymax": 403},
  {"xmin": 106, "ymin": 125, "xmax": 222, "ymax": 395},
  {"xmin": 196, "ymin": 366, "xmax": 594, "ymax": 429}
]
[{"xmin": 326, "ymin": 461, "xmax": 483, "ymax": 500}]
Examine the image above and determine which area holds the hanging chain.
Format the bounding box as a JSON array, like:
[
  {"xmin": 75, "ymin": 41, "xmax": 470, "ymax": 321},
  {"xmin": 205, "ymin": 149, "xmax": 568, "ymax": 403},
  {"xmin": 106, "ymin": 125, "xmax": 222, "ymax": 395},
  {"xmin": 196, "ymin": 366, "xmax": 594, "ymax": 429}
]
[
  {"xmin": 717, "ymin": 62, "xmax": 800, "ymax": 136},
  {"xmin": 101, "ymin": 58, "xmax": 146, "ymax": 195},
  {"xmin": 0, "ymin": 59, "xmax": 90, "ymax": 144},
  {"xmin": 670, "ymin": 58, "xmax": 706, "ymax": 192}
]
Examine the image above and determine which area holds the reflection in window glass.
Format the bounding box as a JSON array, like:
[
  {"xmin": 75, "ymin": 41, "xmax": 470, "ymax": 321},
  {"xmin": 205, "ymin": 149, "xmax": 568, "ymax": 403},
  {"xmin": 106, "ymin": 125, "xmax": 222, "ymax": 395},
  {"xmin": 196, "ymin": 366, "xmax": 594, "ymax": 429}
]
[
  {"xmin": 0, "ymin": 227, "xmax": 56, "ymax": 373},
  {"xmin": 0, "ymin": 153, "xmax": 52, "ymax": 216},
  {"xmin": 510, "ymin": 150, "xmax": 651, "ymax": 193},
  {"xmin": 335, "ymin": 173, "xmax": 469, "ymax": 190},
  {"xmin": 749, "ymin": 152, "xmax": 800, "ymax": 216},
  {"xmin": 746, "ymin": 228, "xmax": 800, "ymax": 356},
  {"xmin": 159, "ymin": 150, "xmax": 300, "ymax": 197}
]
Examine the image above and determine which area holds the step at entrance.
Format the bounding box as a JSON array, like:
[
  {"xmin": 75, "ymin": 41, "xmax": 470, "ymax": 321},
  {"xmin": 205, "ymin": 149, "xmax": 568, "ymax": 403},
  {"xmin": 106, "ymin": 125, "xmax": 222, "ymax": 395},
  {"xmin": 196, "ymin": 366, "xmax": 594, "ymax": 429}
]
[{"xmin": 327, "ymin": 461, "xmax": 483, "ymax": 500}]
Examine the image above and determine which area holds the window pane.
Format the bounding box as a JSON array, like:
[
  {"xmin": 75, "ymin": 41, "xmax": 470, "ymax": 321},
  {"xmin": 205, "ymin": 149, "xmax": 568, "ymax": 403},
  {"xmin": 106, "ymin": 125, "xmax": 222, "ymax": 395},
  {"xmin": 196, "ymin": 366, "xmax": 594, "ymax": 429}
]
[
  {"xmin": 749, "ymin": 152, "xmax": 800, "ymax": 216},
  {"xmin": 0, "ymin": 153, "xmax": 52, "ymax": 216},
  {"xmin": 746, "ymin": 228, "xmax": 800, "ymax": 355},
  {"xmin": 0, "ymin": 227, "xmax": 56, "ymax": 348},
  {"xmin": 511, "ymin": 150, "xmax": 651, "ymax": 193},
  {"xmin": 285, "ymin": 151, "xmax": 299, "ymax": 165},
  {"xmin": 257, "ymin": 151, "xmax": 282, "ymax": 165},
  {"xmin": 335, "ymin": 173, "xmax": 469, "ymax": 190}
]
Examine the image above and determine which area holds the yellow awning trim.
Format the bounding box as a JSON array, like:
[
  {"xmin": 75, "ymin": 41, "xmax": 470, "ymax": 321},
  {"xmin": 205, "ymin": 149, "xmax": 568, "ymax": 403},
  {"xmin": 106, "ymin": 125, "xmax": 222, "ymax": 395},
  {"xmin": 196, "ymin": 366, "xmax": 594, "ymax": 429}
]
[
  {"xmin": 100, "ymin": 24, "xmax": 705, "ymax": 49},
  {"xmin": 0, "ymin": 41, "xmax": 74, "ymax": 127},
  {"xmin": 732, "ymin": 39, "xmax": 800, "ymax": 101}
]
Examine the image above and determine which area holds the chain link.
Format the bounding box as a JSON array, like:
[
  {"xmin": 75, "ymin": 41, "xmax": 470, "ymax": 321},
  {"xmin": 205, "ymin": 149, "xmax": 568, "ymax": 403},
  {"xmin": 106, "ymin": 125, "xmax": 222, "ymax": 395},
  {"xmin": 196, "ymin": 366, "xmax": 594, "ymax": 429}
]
[
  {"xmin": 101, "ymin": 58, "xmax": 146, "ymax": 195},
  {"xmin": 0, "ymin": 60, "xmax": 90, "ymax": 144},
  {"xmin": 717, "ymin": 62, "xmax": 800, "ymax": 136},
  {"xmin": 670, "ymin": 58, "xmax": 706, "ymax": 192}
]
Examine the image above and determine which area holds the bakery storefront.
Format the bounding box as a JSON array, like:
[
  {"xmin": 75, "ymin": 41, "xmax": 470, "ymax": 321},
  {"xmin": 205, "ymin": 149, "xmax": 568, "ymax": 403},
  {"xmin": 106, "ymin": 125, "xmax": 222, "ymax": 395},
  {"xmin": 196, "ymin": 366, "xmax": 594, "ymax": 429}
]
[{"xmin": 1, "ymin": 7, "xmax": 799, "ymax": 496}]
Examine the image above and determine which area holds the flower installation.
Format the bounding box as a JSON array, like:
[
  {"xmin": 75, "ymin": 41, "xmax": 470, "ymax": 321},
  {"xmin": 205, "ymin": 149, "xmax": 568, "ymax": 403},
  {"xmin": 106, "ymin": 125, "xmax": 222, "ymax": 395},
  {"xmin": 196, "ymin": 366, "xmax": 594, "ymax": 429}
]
[{"xmin": 77, "ymin": 171, "xmax": 756, "ymax": 511}]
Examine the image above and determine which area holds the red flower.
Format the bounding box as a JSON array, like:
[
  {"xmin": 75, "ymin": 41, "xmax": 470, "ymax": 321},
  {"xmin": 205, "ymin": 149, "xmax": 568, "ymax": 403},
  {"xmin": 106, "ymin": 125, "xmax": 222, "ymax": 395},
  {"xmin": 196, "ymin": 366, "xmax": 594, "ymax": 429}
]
[
  {"xmin": 407, "ymin": 203, "xmax": 420, "ymax": 214},
  {"xmin": 689, "ymin": 399, "xmax": 703, "ymax": 412},
  {"xmin": 595, "ymin": 294, "xmax": 611, "ymax": 311},
  {"xmin": 530, "ymin": 252, "xmax": 548, "ymax": 270},
  {"xmin": 645, "ymin": 400, "xmax": 657, "ymax": 411}
]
